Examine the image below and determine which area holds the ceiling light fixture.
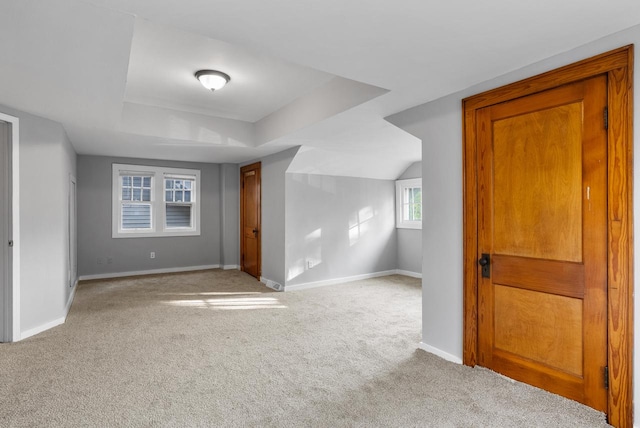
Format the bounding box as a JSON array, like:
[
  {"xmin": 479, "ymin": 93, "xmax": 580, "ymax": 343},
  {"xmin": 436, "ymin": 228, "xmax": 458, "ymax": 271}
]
[{"xmin": 195, "ymin": 70, "xmax": 231, "ymax": 91}]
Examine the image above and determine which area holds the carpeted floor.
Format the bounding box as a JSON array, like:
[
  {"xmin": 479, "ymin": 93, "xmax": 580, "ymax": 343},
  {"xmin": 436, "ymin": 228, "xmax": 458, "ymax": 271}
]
[{"xmin": 0, "ymin": 269, "xmax": 609, "ymax": 427}]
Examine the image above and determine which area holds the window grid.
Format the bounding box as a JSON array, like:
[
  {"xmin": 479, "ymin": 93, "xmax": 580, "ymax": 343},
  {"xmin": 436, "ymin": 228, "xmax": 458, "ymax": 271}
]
[{"xmin": 112, "ymin": 164, "xmax": 201, "ymax": 238}]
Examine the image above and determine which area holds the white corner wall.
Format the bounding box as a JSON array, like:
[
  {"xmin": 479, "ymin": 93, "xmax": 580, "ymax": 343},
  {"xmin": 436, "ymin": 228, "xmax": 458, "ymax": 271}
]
[
  {"xmin": 387, "ymin": 25, "xmax": 640, "ymax": 423},
  {"xmin": 0, "ymin": 104, "xmax": 77, "ymax": 339}
]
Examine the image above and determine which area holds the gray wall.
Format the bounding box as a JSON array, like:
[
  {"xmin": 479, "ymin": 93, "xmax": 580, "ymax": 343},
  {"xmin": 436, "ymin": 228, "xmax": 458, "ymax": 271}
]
[
  {"xmin": 77, "ymin": 155, "xmax": 225, "ymax": 276},
  {"xmin": 396, "ymin": 162, "xmax": 422, "ymax": 274},
  {"xmin": 220, "ymin": 163, "xmax": 240, "ymax": 268},
  {"xmin": 285, "ymin": 173, "xmax": 397, "ymax": 286},
  {"xmin": 253, "ymin": 147, "xmax": 299, "ymax": 286},
  {"xmin": 0, "ymin": 104, "xmax": 77, "ymax": 335},
  {"xmin": 386, "ymin": 23, "xmax": 640, "ymax": 413}
]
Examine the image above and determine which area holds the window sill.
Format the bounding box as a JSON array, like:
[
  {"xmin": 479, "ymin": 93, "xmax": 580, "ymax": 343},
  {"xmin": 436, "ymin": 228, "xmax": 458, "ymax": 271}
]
[
  {"xmin": 112, "ymin": 230, "xmax": 201, "ymax": 239},
  {"xmin": 396, "ymin": 223, "xmax": 422, "ymax": 230}
]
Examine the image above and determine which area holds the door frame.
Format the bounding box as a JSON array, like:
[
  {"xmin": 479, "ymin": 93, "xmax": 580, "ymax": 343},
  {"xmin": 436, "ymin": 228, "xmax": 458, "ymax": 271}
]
[
  {"xmin": 68, "ymin": 174, "xmax": 78, "ymax": 289},
  {"xmin": 0, "ymin": 112, "xmax": 20, "ymax": 342},
  {"xmin": 240, "ymin": 162, "xmax": 261, "ymax": 279},
  {"xmin": 462, "ymin": 46, "xmax": 633, "ymax": 426}
]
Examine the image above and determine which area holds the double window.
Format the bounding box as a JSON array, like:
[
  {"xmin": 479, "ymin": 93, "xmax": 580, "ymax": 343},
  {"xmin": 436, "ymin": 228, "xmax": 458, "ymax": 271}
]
[
  {"xmin": 396, "ymin": 178, "xmax": 422, "ymax": 229},
  {"xmin": 112, "ymin": 164, "xmax": 201, "ymax": 238}
]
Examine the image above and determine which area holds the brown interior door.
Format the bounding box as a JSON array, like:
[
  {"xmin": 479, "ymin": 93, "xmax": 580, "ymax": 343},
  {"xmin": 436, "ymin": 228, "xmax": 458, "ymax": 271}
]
[
  {"xmin": 476, "ymin": 75, "xmax": 608, "ymax": 411},
  {"xmin": 240, "ymin": 162, "xmax": 261, "ymax": 279}
]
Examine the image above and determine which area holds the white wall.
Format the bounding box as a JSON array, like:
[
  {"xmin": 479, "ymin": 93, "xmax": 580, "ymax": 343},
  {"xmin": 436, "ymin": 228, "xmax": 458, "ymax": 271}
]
[
  {"xmin": 387, "ymin": 24, "xmax": 640, "ymax": 421},
  {"xmin": 0, "ymin": 104, "xmax": 77, "ymax": 339},
  {"xmin": 285, "ymin": 173, "xmax": 397, "ymax": 287}
]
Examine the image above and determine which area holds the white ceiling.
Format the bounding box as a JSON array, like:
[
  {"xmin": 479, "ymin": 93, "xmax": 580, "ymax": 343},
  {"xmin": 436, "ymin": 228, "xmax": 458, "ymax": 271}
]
[
  {"xmin": 2, "ymin": 0, "xmax": 640, "ymax": 178},
  {"xmin": 124, "ymin": 19, "xmax": 334, "ymax": 122}
]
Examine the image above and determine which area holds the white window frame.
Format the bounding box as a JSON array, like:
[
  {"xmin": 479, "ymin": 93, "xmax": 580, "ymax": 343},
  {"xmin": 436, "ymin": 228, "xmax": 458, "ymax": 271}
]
[
  {"xmin": 112, "ymin": 164, "xmax": 201, "ymax": 238},
  {"xmin": 396, "ymin": 178, "xmax": 422, "ymax": 229}
]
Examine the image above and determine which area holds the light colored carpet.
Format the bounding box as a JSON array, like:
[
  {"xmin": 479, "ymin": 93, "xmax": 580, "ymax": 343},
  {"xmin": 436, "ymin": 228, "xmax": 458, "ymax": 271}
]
[{"xmin": 0, "ymin": 270, "xmax": 609, "ymax": 427}]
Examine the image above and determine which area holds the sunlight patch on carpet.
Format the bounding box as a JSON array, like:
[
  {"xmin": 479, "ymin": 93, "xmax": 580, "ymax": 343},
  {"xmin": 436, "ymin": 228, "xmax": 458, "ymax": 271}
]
[{"xmin": 162, "ymin": 296, "xmax": 287, "ymax": 310}]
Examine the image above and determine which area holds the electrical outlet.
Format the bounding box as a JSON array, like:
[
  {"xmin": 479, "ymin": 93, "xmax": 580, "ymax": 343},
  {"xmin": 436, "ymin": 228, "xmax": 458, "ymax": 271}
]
[
  {"xmin": 107, "ymin": 257, "xmax": 113, "ymax": 264},
  {"xmin": 307, "ymin": 260, "xmax": 313, "ymax": 269},
  {"xmin": 150, "ymin": 252, "xmax": 156, "ymax": 259}
]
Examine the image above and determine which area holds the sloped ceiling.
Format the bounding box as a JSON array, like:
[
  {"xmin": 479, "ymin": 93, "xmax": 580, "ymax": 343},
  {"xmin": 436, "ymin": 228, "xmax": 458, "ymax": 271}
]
[{"xmin": 2, "ymin": 0, "xmax": 640, "ymax": 178}]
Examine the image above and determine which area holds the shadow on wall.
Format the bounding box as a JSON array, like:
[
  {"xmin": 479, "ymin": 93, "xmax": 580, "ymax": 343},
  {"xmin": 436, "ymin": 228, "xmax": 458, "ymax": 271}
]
[{"xmin": 285, "ymin": 173, "xmax": 397, "ymax": 285}]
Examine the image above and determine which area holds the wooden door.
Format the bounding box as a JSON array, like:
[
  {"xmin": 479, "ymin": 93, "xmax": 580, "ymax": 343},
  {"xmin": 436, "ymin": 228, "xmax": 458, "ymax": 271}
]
[
  {"xmin": 476, "ymin": 76, "xmax": 608, "ymax": 410},
  {"xmin": 240, "ymin": 162, "xmax": 261, "ymax": 279}
]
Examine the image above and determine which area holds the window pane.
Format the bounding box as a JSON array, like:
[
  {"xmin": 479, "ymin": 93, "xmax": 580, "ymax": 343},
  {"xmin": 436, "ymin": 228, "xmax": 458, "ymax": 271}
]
[
  {"xmin": 132, "ymin": 188, "xmax": 141, "ymax": 201},
  {"xmin": 122, "ymin": 204, "xmax": 151, "ymax": 229},
  {"xmin": 166, "ymin": 204, "xmax": 191, "ymax": 228},
  {"xmin": 184, "ymin": 181, "xmax": 192, "ymax": 190},
  {"xmin": 165, "ymin": 190, "xmax": 172, "ymax": 201},
  {"xmin": 184, "ymin": 191, "xmax": 191, "ymax": 202},
  {"xmin": 175, "ymin": 191, "xmax": 183, "ymax": 202},
  {"xmin": 133, "ymin": 176, "xmax": 142, "ymax": 187},
  {"xmin": 122, "ymin": 188, "xmax": 132, "ymax": 201},
  {"xmin": 175, "ymin": 180, "xmax": 183, "ymax": 189},
  {"xmin": 122, "ymin": 176, "xmax": 131, "ymax": 186},
  {"xmin": 142, "ymin": 189, "xmax": 151, "ymax": 201},
  {"xmin": 412, "ymin": 203, "xmax": 422, "ymax": 221},
  {"xmin": 143, "ymin": 177, "xmax": 151, "ymax": 187}
]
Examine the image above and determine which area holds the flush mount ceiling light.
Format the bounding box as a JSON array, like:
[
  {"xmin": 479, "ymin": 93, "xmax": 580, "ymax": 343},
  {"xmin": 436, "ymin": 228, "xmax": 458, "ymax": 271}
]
[{"xmin": 195, "ymin": 70, "xmax": 231, "ymax": 91}]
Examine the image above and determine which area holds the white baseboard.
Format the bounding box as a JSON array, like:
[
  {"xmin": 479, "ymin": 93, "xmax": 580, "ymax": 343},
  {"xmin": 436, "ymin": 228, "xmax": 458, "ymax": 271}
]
[
  {"xmin": 285, "ymin": 270, "xmax": 399, "ymax": 291},
  {"xmin": 396, "ymin": 269, "xmax": 422, "ymax": 279},
  {"xmin": 21, "ymin": 317, "xmax": 66, "ymax": 340},
  {"xmin": 79, "ymin": 264, "xmax": 221, "ymax": 281},
  {"xmin": 65, "ymin": 282, "xmax": 78, "ymax": 315},
  {"xmin": 418, "ymin": 342, "xmax": 463, "ymax": 364},
  {"xmin": 20, "ymin": 279, "xmax": 79, "ymax": 341},
  {"xmin": 222, "ymin": 265, "xmax": 239, "ymax": 270}
]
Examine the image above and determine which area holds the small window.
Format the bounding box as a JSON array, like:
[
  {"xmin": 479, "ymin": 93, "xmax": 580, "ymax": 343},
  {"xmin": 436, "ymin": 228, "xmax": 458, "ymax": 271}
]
[
  {"xmin": 396, "ymin": 178, "xmax": 422, "ymax": 229},
  {"xmin": 112, "ymin": 164, "xmax": 201, "ymax": 238}
]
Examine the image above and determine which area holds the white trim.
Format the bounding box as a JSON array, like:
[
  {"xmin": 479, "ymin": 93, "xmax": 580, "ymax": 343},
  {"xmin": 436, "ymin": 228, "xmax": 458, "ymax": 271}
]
[
  {"xmin": 68, "ymin": 174, "xmax": 78, "ymax": 289},
  {"xmin": 418, "ymin": 342, "xmax": 463, "ymax": 364},
  {"xmin": 78, "ymin": 264, "xmax": 220, "ymax": 281},
  {"xmin": 0, "ymin": 112, "xmax": 20, "ymax": 341},
  {"xmin": 65, "ymin": 280, "xmax": 78, "ymax": 316},
  {"xmin": 20, "ymin": 282, "xmax": 78, "ymax": 341},
  {"xmin": 21, "ymin": 316, "xmax": 66, "ymax": 340},
  {"xmin": 396, "ymin": 269, "xmax": 422, "ymax": 279},
  {"xmin": 285, "ymin": 270, "xmax": 398, "ymax": 291},
  {"xmin": 222, "ymin": 265, "xmax": 239, "ymax": 270}
]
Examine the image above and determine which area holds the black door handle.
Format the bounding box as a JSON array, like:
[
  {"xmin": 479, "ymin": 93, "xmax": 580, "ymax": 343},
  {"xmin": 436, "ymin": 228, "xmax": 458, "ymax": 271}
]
[
  {"xmin": 478, "ymin": 253, "xmax": 490, "ymax": 278},
  {"xmin": 253, "ymin": 228, "xmax": 259, "ymax": 236}
]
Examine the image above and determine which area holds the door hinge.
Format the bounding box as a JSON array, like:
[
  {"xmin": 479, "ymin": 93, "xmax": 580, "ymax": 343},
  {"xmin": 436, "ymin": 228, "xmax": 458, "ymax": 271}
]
[
  {"xmin": 604, "ymin": 106, "xmax": 608, "ymax": 130},
  {"xmin": 604, "ymin": 366, "xmax": 609, "ymax": 389},
  {"xmin": 8, "ymin": 240, "xmax": 13, "ymax": 247}
]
